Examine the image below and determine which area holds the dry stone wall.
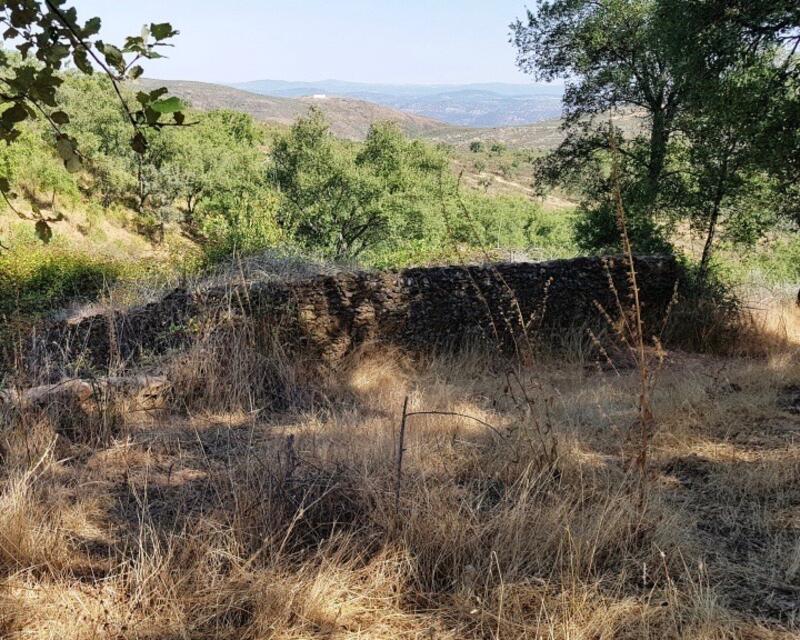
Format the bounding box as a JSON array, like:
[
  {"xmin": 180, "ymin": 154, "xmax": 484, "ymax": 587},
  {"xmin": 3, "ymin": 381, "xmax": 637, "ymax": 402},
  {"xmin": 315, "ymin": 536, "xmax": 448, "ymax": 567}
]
[{"xmin": 19, "ymin": 255, "xmax": 679, "ymax": 379}]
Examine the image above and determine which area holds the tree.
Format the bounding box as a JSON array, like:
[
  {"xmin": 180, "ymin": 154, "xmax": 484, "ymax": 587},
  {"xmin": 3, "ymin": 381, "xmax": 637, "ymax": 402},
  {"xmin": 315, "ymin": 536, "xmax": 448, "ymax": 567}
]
[
  {"xmin": 0, "ymin": 1, "xmax": 183, "ymax": 241},
  {"xmin": 172, "ymin": 109, "xmax": 262, "ymax": 220},
  {"xmin": 0, "ymin": 119, "xmax": 78, "ymax": 223},
  {"xmin": 177, "ymin": 111, "xmax": 278, "ymax": 257},
  {"xmin": 270, "ymin": 109, "xmax": 447, "ymax": 260},
  {"xmin": 659, "ymin": 0, "xmax": 800, "ymax": 275},
  {"xmin": 57, "ymin": 73, "xmax": 136, "ymax": 206},
  {"xmin": 270, "ymin": 109, "xmax": 368, "ymax": 259},
  {"xmin": 195, "ymin": 151, "xmax": 280, "ymax": 258},
  {"xmin": 513, "ymin": 0, "xmax": 799, "ymax": 268},
  {"xmin": 56, "ymin": 72, "xmax": 179, "ymax": 219},
  {"xmin": 673, "ymin": 59, "xmax": 782, "ymax": 277},
  {"xmin": 512, "ymin": 1, "xmax": 687, "ymax": 207}
]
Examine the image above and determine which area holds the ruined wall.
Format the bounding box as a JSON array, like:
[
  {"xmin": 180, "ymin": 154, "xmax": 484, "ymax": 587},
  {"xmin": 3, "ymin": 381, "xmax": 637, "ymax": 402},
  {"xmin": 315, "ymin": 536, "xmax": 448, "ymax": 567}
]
[{"xmin": 20, "ymin": 255, "xmax": 679, "ymax": 379}]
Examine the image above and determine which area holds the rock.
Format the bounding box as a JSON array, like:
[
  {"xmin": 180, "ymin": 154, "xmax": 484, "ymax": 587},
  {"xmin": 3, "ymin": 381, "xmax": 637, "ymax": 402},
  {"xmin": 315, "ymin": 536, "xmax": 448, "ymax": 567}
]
[{"xmin": 11, "ymin": 256, "xmax": 680, "ymax": 379}]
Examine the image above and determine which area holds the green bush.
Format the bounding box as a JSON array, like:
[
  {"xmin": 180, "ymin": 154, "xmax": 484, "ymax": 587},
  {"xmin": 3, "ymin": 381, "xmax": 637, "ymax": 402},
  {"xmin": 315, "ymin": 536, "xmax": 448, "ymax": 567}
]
[
  {"xmin": 0, "ymin": 248, "xmax": 125, "ymax": 317},
  {"xmin": 716, "ymin": 235, "xmax": 800, "ymax": 286},
  {"xmin": 573, "ymin": 199, "xmax": 674, "ymax": 256},
  {"xmin": 362, "ymin": 192, "xmax": 577, "ymax": 268},
  {"xmin": 199, "ymin": 188, "xmax": 284, "ymax": 263},
  {"xmin": 662, "ymin": 259, "xmax": 742, "ymax": 353},
  {"xmin": 270, "ymin": 111, "xmax": 450, "ymax": 260}
]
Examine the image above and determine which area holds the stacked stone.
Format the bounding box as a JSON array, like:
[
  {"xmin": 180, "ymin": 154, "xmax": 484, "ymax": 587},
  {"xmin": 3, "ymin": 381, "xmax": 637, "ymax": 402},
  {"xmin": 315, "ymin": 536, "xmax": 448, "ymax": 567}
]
[{"xmin": 18, "ymin": 255, "xmax": 679, "ymax": 379}]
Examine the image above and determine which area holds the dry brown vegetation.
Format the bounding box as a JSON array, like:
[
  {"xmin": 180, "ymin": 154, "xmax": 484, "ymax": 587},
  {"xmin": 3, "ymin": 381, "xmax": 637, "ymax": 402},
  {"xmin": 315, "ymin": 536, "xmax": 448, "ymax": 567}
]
[{"xmin": 1, "ymin": 289, "xmax": 799, "ymax": 639}]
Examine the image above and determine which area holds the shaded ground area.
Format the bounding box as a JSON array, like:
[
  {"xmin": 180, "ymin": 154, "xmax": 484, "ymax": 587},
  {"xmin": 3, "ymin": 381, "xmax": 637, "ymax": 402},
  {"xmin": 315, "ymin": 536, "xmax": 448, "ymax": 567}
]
[{"xmin": 2, "ymin": 304, "xmax": 800, "ymax": 638}]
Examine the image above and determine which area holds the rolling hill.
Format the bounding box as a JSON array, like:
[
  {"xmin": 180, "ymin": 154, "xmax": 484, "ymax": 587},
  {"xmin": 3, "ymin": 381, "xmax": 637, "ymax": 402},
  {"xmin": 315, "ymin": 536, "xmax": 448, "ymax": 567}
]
[
  {"xmin": 136, "ymin": 79, "xmax": 451, "ymax": 140},
  {"xmin": 233, "ymin": 79, "xmax": 565, "ymax": 127},
  {"xmin": 424, "ymin": 110, "xmax": 647, "ymax": 150},
  {"xmin": 137, "ymin": 78, "xmax": 570, "ymax": 150},
  {"xmin": 138, "ymin": 79, "xmax": 645, "ymax": 153},
  {"xmin": 426, "ymin": 118, "xmax": 568, "ymax": 150}
]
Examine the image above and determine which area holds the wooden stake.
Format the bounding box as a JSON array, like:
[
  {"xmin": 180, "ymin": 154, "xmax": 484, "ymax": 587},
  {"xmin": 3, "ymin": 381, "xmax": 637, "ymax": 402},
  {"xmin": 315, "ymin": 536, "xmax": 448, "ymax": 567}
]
[{"xmin": 394, "ymin": 396, "xmax": 409, "ymax": 514}]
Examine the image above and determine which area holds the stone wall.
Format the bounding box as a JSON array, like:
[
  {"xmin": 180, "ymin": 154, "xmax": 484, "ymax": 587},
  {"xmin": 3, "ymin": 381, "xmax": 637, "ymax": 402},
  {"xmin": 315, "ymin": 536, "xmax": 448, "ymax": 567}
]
[{"xmin": 18, "ymin": 255, "xmax": 679, "ymax": 379}]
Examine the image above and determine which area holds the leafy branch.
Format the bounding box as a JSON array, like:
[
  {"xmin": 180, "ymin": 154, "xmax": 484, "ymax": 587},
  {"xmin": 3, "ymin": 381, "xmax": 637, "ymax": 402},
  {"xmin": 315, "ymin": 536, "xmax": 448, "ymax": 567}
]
[{"xmin": 0, "ymin": 1, "xmax": 186, "ymax": 243}]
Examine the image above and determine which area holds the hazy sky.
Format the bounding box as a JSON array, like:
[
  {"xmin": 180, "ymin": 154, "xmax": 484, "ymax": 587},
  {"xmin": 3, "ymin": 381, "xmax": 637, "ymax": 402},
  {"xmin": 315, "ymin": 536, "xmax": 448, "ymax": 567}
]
[{"xmin": 71, "ymin": 1, "xmax": 541, "ymax": 85}]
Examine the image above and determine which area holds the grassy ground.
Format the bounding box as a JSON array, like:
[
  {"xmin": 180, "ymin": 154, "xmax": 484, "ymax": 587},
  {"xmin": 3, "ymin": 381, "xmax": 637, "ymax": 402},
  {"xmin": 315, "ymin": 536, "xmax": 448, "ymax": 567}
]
[
  {"xmin": 0, "ymin": 290, "xmax": 798, "ymax": 638},
  {"xmin": 720, "ymin": 237, "xmax": 800, "ymax": 292},
  {"xmin": 1, "ymin": 170, "xmax": 799, "ymax": 638},
  {"xmin": 0, "ymin": 204, "xmax": 201, "ymax": 319}
]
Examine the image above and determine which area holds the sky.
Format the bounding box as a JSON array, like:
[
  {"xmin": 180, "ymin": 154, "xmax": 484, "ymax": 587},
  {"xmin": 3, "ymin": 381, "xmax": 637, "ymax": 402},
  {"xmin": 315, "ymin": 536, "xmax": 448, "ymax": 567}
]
[{"xmin": 71, "ymin": 0, "xmax": 540, "ymax": 85}]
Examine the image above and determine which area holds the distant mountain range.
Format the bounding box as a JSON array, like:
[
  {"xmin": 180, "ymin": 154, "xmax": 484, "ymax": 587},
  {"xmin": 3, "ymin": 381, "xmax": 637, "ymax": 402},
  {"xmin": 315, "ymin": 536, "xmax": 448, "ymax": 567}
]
[
  {"xmin": 138, "ymin": 78, "xmax": 642, "ymax": 152},
  {"xmin": 231, "ymin": 79, "xmax": 565, "ymax": 127},
  {"xmin": 136, "ymin": 79, "xmax": 450, "ymax": 140}
]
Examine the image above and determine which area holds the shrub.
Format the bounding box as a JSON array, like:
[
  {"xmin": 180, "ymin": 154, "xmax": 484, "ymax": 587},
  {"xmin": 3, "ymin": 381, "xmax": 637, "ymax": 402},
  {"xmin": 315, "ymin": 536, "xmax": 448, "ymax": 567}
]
[
  {"xmin": 574, "ymin": 198, "xmax": 674, "ymax": 255},
  {"xmin": 662, "ymin": 259, "xmax": 741, "ymax": 353},
  {"xmin": 0, "ymin": 248, "xmax": 124, "ymax": 317},
  {"xmin": 718, "ymin": 235, "xmax": 800, "ymax": 286}
]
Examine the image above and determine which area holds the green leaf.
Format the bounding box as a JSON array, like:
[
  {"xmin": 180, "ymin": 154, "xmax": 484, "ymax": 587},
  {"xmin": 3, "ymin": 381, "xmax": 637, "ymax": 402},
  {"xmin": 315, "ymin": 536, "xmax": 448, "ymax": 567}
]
[
  {"xmin": 62, "ymin": 7, "xmax": 79, "ymax": 28},
  {"xmin": 123, "ymin": 36, "xmax": 146, "ymax": 53},
  {"xmin": 35, "ymin": 220, "xmax": 52, "ymax": 244},
  {"xmin": 0, "ymin": 177, "xmax": 9, "ymax": 193},
  {"xmin": 144, "ymin": 106, "xmax": 160, "ymax": 126},
  {"xmin": 64, "ymin": 155, "xmax": 82, "ymax": 173},
  {"xmin": 83, "ymin": 16, "xmax": 102, "ymax": 37},
  {"xmin": 9, "ymin": 7, "xmax": 35, "ymax": 29},
  {"xmin": 73, "ymin": 48, "xmax": 93, "ymax": 74},
  {"xmin": 47, "ymin": 44, "xmax": 70, "ymax": 62},
  {"xmin": 97, "ymin": 42, "xmax": 124, "ymax": 73},
  {"xmin": 131, "ymin": 131, "xmax": 148, "ymax": 154},
  {"xmin": 55, "ymin": 135, "xmax": 75, "ymax": 161},
  {"xmin": 10, "ymin": 65, "xmax": 35, "ymax": 91},
  {"xmin": 51, "ymin": 111, "xmax": 70, "ymax": 125},
  {"xmin": 151, "ymin": 96, "xmax": 183, "ymax": 114},
  {"xmin": 148, "ymin": 87, "xmax": 169, "ymax": 101},
  {"xmin": 150, "ymin": 22, "xmax": 177, "ymax": 41},
  {"xmin": 2, "ymin": 103, "xmax": 28, "ymax": 124},
  {"xmin": 173, "ymin": 111, "xmax": 185, "ymax": 125},
  {"xmin": 128, "ymin": 65, "xmax": 144, "ymax": 80},
  {"xmin": 0, "ymin": 130, "xmax": 21, "ymax": 144}
]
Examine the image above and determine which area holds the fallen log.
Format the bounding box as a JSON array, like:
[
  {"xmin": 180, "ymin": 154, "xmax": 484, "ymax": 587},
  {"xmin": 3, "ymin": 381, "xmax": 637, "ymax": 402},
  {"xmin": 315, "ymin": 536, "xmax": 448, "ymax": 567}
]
[{"xmin": 0, "ymin": 375, "xmax": 170, "ymax": 410}]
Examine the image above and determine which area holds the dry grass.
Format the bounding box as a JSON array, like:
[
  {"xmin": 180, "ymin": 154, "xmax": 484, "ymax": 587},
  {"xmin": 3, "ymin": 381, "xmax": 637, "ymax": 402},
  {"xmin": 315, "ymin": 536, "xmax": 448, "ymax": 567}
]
[{"xmin": 1, "ymin": 295, "xmax": 799, "ymax": 639}]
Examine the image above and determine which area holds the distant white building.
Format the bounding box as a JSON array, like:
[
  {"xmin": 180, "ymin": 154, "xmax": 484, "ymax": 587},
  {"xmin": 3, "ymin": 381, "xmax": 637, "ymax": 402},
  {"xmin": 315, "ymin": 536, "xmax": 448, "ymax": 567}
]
[{"xmin": 311, "ymin": 94, "xmax": 328, "ymax": 100}]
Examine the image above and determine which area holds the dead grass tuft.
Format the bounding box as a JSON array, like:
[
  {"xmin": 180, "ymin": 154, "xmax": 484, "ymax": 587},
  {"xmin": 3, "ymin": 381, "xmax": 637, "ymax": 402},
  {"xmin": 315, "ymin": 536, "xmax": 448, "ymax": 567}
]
[{"xmin": 1, "ymin": 284, "xmax": 799, "ymax": 638}]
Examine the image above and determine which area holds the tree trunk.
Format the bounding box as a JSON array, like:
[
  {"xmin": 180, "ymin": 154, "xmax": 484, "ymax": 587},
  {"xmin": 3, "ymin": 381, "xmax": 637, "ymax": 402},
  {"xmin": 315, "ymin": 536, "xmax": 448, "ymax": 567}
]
[
  {"xmin": 698, "ymin": 202, "xmax": 721, "ymax": 282},
  {"xmin": 646, "ymin": 108, "xmax": 669, "ymax": 207},
  {"xmin": 698, "ymin": 153, "xmax": 732, "ymax": 284},
  {"xmin": 136, "ymin": 156, "xmax": 148, "ymax": 213}
]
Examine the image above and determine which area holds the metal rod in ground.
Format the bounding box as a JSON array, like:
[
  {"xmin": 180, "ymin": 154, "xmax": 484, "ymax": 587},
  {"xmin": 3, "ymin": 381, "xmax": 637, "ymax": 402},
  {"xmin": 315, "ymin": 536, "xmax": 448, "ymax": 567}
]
[{"xmin": 395, "ymin": 395, "xmax": 409, "ymax": 514}]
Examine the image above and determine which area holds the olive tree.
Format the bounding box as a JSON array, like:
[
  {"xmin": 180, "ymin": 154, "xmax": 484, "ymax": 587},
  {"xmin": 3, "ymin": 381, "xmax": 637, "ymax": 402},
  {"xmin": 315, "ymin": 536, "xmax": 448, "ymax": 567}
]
[{"xmin": 513, "ymin": 0, "xmax": 799, "ymax": 273}]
